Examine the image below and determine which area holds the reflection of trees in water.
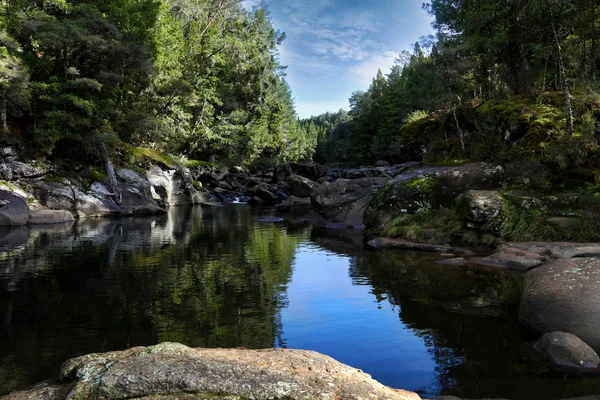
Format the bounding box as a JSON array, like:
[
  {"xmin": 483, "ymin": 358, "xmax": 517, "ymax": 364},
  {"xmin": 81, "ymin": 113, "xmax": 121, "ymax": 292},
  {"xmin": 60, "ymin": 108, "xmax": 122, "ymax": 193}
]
[
  {"xmin": 344, "ymin": 248, "xmax": 536, "ymax": 399},
  {"xmin": 0, "ymin": 206, "xmax": 308, "ymax": 394},
  {"xmin": 338, "ymin": 246, "xmax": 600, "ymax": 400}
]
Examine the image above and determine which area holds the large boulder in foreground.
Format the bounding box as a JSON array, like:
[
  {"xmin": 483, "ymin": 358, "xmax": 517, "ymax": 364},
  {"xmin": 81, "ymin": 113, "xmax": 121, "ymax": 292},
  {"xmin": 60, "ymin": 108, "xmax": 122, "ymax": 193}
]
[
  {"xmin": 364, "ymin": 163, "xmax": 504, "ymax": 232},
  {"xmin": 534, "ymin": 331, "xmax": 600, "ymax": 370},
  {"xmin": 520, "ymin": 258, "xmax": 600, "ymax": 353},
  {"xmin": 2, "ymin": 343, "xmax": 421, "ymax": 400},
  {"xmin": 0, "ymin": 190, "xmax": 30, "ymax": 226}
]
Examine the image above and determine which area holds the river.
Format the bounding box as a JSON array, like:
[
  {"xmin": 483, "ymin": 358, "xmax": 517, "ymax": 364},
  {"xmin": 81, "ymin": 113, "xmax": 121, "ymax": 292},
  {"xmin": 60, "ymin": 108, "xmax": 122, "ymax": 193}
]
[{"xmin": 0, "ymin": 205, "xmax": 599, "ymax": 399}]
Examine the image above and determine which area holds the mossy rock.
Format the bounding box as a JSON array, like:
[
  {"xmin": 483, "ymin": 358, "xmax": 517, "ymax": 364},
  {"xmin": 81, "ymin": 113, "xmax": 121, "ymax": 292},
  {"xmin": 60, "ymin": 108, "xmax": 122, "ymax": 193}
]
[{"xmin": 364, "ymin": 163, "xmax": 504, "ymax": 233}]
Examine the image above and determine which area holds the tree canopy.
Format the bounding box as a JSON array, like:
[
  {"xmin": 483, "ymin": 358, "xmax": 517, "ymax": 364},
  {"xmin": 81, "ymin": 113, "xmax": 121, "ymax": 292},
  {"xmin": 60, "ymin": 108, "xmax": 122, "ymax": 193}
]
[{"xmin": 0, "ymin": 0, "xmax": 317, "ymax": 165}]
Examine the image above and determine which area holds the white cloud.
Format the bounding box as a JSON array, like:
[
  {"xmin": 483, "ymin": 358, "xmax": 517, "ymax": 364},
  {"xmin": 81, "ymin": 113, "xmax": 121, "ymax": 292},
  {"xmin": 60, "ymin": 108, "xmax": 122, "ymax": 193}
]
[{"xmin": 348, "ymin": 50, "xmax": 399, "ymax": 89}]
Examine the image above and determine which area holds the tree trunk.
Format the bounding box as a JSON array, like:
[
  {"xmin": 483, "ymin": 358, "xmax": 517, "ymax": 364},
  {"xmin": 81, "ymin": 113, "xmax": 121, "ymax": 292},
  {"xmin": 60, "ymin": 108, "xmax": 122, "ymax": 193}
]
[
  {"xmin": 1, "ymin": 94, "xmax": 7, "ymax": 134},
  {"xmin": 453, "ymin": 106, "xmax": 466, "ymax": 152},
  {"xmin": 547, "ymin": 0, "xmax": 574, "ymax": 135},
  {"xmin": 101, "ymin": 142, "xmax": 122, "ymax": 205}
]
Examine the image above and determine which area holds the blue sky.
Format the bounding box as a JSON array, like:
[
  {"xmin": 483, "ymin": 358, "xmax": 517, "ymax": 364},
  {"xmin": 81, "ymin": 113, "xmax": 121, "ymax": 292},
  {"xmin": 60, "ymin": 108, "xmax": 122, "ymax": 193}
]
[{"xmin": 245, "ymin": 0, "xmax": 434, "ymax": 118}]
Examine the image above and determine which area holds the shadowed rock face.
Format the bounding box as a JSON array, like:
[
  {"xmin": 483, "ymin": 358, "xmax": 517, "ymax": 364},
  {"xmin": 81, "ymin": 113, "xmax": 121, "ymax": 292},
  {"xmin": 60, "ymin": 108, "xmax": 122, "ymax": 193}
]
[
  {"xmin": 2, "ymin": 343, "xmax": 421, "ymax": 400},
  {"xmin": 534, "ymin": 331, "xmax": 600, "ymax": 370},
  {"xmin": 520, "ymin": 258, "xmax": 600, "ymax": 353},
  {"xmin": 0, "ymin": 190, "xmax": 29, "ymax": 226},
  {"xmin": 364, "ymin": 163, "xmax": 504, "ymax": 232}
]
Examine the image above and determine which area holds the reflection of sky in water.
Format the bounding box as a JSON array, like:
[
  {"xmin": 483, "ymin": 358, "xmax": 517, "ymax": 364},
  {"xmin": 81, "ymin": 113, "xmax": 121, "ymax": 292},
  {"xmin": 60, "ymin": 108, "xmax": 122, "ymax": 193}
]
[{"xmin": 282, "ymin": 243, "xmax": 437, "ymax": 396}]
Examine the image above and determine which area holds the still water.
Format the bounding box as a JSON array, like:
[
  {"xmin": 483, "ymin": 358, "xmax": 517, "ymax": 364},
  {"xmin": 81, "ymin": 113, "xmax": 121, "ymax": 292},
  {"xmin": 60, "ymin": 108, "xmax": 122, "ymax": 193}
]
[{"xmin": 0, "ymin": 205, "xmax": 599, "ymax": 399}]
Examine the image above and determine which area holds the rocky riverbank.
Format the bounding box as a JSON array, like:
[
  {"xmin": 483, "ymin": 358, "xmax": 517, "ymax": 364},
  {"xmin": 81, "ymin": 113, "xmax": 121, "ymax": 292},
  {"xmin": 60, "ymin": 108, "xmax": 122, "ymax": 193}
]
[
  {"xmin": 1, "ymin": 342, "xmax": 420, "ymax": 400},
  {"xmin": 2, "ymin": 342, "xmax": 598, "ymax": 400}
]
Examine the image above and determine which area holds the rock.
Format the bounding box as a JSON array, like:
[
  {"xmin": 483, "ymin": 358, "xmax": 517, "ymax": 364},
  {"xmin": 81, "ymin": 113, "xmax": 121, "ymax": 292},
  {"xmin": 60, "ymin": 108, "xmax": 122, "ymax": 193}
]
[
  {"xmin": 31, "ymin": 181, "xmax": 76, "ymax": 212},
  {"xmin": 277, "ymin": 195, "xmax": 312, "ymax": 211},
  {"xmin": 217, "ymin": 181, "xmax": 232, "ymax": 190},
  {"xmin": 0, "ymin": 380, "xmax": 73, "ymax": 400},
  {"xmin": 147, "ymin": 165, "xmax": 220, "ymax": 207},
  {"xmin": 375, "ymin": 160, "xmax": 390, "ymax": 167},
  {"xmin": 272, "ymin": 164, "xmax": 292, "ymax": 183},
  {"xmin": 534, "ymin": 331, "xmax": 600, "ymax": 369},
  {"xmin": 76, "ymin": 191, "xmax": 121, "ymax": 217},
  {"xmin": 364, "ymin": 163, "xmax": 504, "ymax": 232},
  {"xmin": 2, "ymin": 343, "xmax": 422, "ymax": 400},
  {"xmin": 367, "ymin": 237, "xmax": 472, "ymax": 255},
  {"xmin": 290, "ymin": 162, "xmax": 328, "ymax": 181},
  {"xmin": 469, "ymin": 244, "xmax": 547, "ymax": 271},
  {"xmin": 8, "ymin": 161, "xmax": 49, "ymax": 179},
  {"xmin": 29, "ymin": 209, "xmax": 75, "ymax": 225},
  {"xmin": 0, "ymin": 190, "xmax": 30, "ymax": 226},
  {"xmin": 317, "ymin": 176, "xmax": 334, "ymax": 184},
  {"xmin": 275, "ymin": 190, "xmax": 288, "ymax": 202},
  {"xmin": 457, "ymin": 190, "xmax": 504, "ymax": 227},
  {"xmin": 287, "ymin": 175, "xmax": 319, "ymax": 197},
  {"xmin": 248, "ymin": 184, "xmax": 278, "ymax": 205},
  {"xmin": 330, "ymin": 167, "xmax": 388, "ymax": 179},
  {"xmin": 0, "ymin": 145, "xmax": 19, "ymax": 163},
  {"xmin": 312, "ymin": 177, "xmax": 390, "ymax": 220},
  {"xmin": 470, "ymin": 241, "xmax": 600, "ymax": 271},
  {"xmin": 520, "ymin": 258, "xmax": 600, "ymax": 353}
]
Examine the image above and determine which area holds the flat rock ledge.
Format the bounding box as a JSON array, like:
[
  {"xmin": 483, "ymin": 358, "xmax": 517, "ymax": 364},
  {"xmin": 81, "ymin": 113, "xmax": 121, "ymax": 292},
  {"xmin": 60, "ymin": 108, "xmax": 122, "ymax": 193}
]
[
  {"xmin": 368, "ymin": 237, "xmax": 474, "ymax": 256},
  {"xmin": 1, "ymin": 342, "xmax": 421, "ymax": 400},
  {"xmin": 470, "ymin": 242, "xmax": 600, "ymax": 271}
]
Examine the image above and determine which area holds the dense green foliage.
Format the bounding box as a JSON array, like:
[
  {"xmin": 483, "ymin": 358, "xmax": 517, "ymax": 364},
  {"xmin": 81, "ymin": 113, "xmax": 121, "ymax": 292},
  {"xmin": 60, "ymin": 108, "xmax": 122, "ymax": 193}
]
[
  {"xmin": 0, "ymin": 0, "xmax": 317, "ymax": 164},
  {"xmin": 303, "ymin": 0, "xmax": 600, "ymax": 173},
  {"xmin": 298, "ymin": 109, "xmax": 351, "ymax": 165}
]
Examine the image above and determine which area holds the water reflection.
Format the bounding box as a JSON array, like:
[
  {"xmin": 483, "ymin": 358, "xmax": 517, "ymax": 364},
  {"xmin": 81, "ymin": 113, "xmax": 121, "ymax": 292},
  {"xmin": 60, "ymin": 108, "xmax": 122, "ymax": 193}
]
[
  {"xmin": 0, "ymin": 206, "xmax": 304, "ymax": 394},
  {"xmin": 0, "ymin": 206, "xmax": 599, "ymax": 399}
]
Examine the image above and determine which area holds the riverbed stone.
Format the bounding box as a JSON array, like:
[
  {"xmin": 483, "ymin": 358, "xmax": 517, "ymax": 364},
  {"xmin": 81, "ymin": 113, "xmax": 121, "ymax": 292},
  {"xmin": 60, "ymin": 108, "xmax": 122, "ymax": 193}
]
[
  {"xmin": 520, "ymin": 258, "xmax": 600, "ymax": 353},
  {"xmin": 471, "ymin": 242, "xmax": 600, "ymax": 271},
  {"xmin": 0, "ymin": 190, "xmax": 30, "ymax": 226},
  {"xmin": 277, "ymin": 195, "xmax": 312, "ymax": 211},
  {"xmin": 368, "ymin": 237, "xmax": 472, "ymax": 255},
  {"xmin": 312, "ymin": 177, "xmax": 390, "ymax": 220},
  {"xmin": 147, "ymin": 165, "xmax": 220, "ymax": 207},
  {"xmin": 29, "ymin": 209, "xmax": 75, "ymax": 225},
  {"xmin": 289, "ymin": 162, "xmax": 327, "ymax": 181},
  {"xmin": 534, "ymin": 331, "xmax": 600, "ymax": 369},
  {"xmin": 287, "ymin": 175, "xmax": 319, "ymax": 197},
  {"xmin": 248, "ymin": 184, "xmax": 278, "ymax": 205},
  {"xmin": 2, "ymin": 343, "xmax": 422, "ymax": 400}
]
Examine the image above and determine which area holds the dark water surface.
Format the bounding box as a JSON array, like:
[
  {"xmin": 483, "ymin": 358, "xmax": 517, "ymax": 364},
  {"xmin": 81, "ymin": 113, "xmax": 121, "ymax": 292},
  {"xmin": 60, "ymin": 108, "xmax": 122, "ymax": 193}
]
[{"xmin": 1, "ymin": 205, "xmax": 599, "ymax": 399}]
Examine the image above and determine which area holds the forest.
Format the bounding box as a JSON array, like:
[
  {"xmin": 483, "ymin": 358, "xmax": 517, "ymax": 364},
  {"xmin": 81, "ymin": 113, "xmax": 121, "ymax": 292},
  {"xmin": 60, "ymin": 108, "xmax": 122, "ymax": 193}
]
[
  {"xmin": 309, "ymin": 0, "xmax": 600, "ymax": 186},
  {"xmin": 2, "ymin": 0, "xmax": 600, "ymax": 179},
  {"xmin": 0, "ymin": 0, "xmax": 316, "ymax": 166}
]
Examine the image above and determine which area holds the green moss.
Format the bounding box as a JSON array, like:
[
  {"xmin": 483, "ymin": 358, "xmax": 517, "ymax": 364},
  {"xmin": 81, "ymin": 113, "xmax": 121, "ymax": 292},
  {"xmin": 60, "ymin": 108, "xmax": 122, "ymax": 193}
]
[
  {"xmin": 88, "ymin": 167, "xmax": 107, "ymax": 182},
  {"xmin": 0, "ymin": 180, "xmax": 15, "ymax": 191},
  {"xmin": 128, "ymin": 146, "xmax": 179, "ymax": 168},
  {"xmin": 185, "ymin": 159, "xmax": 213, "ymax": 169},
  {"xmin": 402, "ymin": 173, "xmax": 438, "ymax": 196}
]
